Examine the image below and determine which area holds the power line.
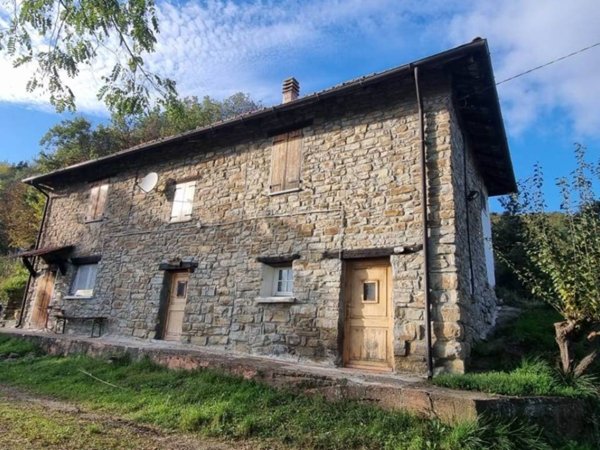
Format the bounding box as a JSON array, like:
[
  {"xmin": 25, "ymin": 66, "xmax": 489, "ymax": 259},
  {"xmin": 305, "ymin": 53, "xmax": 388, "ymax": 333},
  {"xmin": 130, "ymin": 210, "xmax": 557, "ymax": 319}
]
[
  {"xmin": 457, "ymin": 40, "xmax": 600, "ymax": 103},
  {"xmin": 495, "ymin": 41, "xmax": 600, "ymax": 86}
]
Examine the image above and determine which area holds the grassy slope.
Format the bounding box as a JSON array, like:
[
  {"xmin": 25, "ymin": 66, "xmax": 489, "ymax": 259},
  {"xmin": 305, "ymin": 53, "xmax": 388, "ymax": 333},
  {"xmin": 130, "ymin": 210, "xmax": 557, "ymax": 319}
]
[
  {"xmin": 433, "ymin": 306, "xmax": 599, "ymax": 398},
  {"xmin": 0, "ymin": 336, "xmax": 584, "ymax": 450},
  {"xmin": 0, "ymin": 400, "xmax": 214, "ymax": 450}
]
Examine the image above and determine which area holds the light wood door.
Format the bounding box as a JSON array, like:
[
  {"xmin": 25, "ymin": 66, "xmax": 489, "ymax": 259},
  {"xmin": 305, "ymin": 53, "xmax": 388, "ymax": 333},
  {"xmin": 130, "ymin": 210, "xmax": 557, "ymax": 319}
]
[
  {"xmin": 31, "ymin": 271, "xmax": 55, "ymax": 329},
  {"xmin": 163, "ymin": 272, "xmax": 189, "ymax": 341},
  {"xmin": 344, "ymin": 259, "xmax": 393, "ymax": 371}
]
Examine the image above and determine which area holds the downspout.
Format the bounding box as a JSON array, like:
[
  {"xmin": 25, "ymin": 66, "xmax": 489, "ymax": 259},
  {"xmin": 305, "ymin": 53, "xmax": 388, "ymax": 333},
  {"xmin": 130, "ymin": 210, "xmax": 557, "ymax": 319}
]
[
  {"xmin": 16, "ymin": 183, "xmax": 50, "ymax": 328},
  {"xmin": 462, "ymin": 135, "xmax": 476, "ymax": 296},
  {"xmin": 413, "ymin": 65, "xmax": 434, "ymax": 378}
]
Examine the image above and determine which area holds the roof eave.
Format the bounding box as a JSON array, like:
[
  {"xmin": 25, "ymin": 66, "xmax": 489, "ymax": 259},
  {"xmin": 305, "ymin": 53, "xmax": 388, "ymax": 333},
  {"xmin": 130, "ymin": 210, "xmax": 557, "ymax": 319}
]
[{"xmin": 23, "ymin": 40, "xmax": 491, "ymax": 186}]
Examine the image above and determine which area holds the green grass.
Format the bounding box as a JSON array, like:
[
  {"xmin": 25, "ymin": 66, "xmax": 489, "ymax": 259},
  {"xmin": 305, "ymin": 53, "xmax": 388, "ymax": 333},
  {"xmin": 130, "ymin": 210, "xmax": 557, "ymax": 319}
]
[
  {"xmin": 0, "ymin": 335, "xmax": 581, "ymax": 449},
  {"xmin": 0, "ymin": 400, "xmax": 187, "ymax": 450},
  {"xmin": 0, "ymin": 336, "xmax": 41, "ymax": 357},
  {"xmin": 433, "ymin": 359, "xmax": 597, "ymax": 398}
]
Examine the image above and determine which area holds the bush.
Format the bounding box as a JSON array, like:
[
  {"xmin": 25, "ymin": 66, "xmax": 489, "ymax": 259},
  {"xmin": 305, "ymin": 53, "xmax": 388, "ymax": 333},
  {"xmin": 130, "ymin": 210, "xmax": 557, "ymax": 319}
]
[{"xmin": 0, "ymin": 262, "xmax": 28, "ymax": 309}]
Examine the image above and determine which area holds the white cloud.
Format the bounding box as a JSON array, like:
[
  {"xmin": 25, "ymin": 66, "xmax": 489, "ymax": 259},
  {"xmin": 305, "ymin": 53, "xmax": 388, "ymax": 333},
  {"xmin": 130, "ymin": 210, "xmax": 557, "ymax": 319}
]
[
  {"xmin": 445, "ymin": 0, "xmax": 600, "ymax": 136},
  {"xmin": 0, "ymin": 0, "xmax": 599, "ymax": 139}
]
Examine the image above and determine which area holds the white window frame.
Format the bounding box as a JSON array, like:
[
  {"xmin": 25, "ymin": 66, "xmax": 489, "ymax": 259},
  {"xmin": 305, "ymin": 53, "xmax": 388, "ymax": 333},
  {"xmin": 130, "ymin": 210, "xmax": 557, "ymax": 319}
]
[
  {"xmin": 481, "ymin": 201, "xmax": 496, "ymax": 287},
  {"xmin": 170, "ymin": 181, "xmax": 196, "ymax": 222},
  {"xmin": 257, "ymin": 263, "xmax": 296, "ymax": 303},
  {"xmin": 70, "ymin": 263, "xmax": 98, "ymax": 298},
  {"xmin": 272, "ymin": 266, "xmax": 293, "ymax": 297}
]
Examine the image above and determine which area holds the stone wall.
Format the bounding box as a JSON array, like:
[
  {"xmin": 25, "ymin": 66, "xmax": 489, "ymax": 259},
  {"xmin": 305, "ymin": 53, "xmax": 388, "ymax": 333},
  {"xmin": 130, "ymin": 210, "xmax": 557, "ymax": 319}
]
[
  {"xmin": 22, "ymin": 73, "xmax": 494, "ymax": 373},
  {"xmin": 448, "ymin": 101, "xmax": 498, "ymax": 368}
]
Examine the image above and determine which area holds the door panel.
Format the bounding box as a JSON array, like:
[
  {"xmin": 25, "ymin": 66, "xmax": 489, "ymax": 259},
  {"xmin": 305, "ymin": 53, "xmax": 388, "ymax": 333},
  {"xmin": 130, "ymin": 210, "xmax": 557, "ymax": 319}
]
[
  {"xmin": 31, "ymin": 271, "xmax": 55, "ymax": 329},
  {"xmin": 344, "ymin": 259, "xmax": 393, "ymax": 371},
  {"xmin": 163, "ymin": 272, "xmax": 189, "ymax": 341}
]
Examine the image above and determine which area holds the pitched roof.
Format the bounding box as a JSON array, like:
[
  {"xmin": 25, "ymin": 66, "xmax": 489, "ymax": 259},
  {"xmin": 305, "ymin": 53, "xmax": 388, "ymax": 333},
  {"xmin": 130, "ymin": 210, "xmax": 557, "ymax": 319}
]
[{"xmin": 24, "ymin": 38, "xmax": 516, "ymax": 196}]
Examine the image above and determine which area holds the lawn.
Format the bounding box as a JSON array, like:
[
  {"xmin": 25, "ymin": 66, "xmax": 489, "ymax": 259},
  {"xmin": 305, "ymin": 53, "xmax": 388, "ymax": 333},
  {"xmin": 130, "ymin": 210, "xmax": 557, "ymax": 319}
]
[
  {"xmin": 0, "ymin": 335, "xmax": 587, "ymax": 449},
  {"xmin": 0, "ymin": 398, "xmax": 237, "ymax": 450}
]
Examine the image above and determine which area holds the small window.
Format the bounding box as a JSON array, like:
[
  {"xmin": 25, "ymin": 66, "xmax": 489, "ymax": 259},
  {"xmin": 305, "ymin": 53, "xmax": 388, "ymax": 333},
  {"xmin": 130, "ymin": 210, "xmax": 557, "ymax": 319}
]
[
  {"xmin": 362, "ymin": 280, "xmax": 378, "ymax": 303},
  {"xmin": 273, "ymin": 266, "xmax": 293, "ymax": 296},
  {"xmin": 176, "ymin": 280, "xmax": 187, "ymax": 298},
  {"xmin": 70, "ymin": 263, "xmax": 98, "ymax": 297},
  {"xmin": 270, "ymin": 130, "xmax": 302, "ymax": 193},
  {"xmin": 86, "ymin": 183, "xmax": 109, "ymax": 222},
  {"xmin": 171, "ymin": 181, "xmax": 196, "ymax": 222}
]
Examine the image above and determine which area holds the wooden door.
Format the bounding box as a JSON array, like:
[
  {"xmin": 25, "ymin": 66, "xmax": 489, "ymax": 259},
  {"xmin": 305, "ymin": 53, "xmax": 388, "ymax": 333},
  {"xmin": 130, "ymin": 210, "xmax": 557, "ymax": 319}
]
[
  {"xmin": 163, "ymin": 272, "xmax": 189, "ymax": 341},
  {"xmin": 30, "ymin": 271, "xmax": 55, "ymax": 329},
  {"xmin": 343, "ymin": 259, "xmax": 393, "ymax": 371}
]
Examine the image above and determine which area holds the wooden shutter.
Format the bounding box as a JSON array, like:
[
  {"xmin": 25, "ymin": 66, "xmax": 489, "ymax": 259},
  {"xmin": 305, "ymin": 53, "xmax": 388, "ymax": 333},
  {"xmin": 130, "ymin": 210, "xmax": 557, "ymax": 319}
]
[
  {"xmin": 270, "ymin": 135, "xmax": 287, "ymax": 192},
  {"xmin": 86, "ymin": 183, "xmax": 109, "ymax": 221},
  {"xmin": 86, "ymin": 186, "xmax": 100, "ymax": 221},
  {"xmin": 181, "ymin": 182, "xmax": 195, "ymax": 219},
  {"xmin": 95, "ymin": 184, "xmax": 109, "ymax": 219},
  {"xmin": 171, "ymin": 181, "xmax": 195, "ymax": 221},
  {"xmin": 270, "ymin": 130, "xmax": 302, "ymax": 193},
  {"xmin": 171, "ymin": 184, "xmax": 185, "ymax": 220},
  {"xmin": 285, "ymin": 130, "xmax": 302, "ymax": 190}
]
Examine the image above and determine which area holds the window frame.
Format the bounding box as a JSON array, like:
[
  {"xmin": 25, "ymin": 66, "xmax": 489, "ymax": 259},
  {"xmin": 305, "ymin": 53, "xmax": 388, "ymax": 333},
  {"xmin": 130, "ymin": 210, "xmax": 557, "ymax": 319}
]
[
  {"xmin": 69, "ymin": 262, "xmax": 99, "ymax": 298},
  {"xmin": 170, "ymin": 180, "xmax": 196, "ymax": 223},
  {"xmin": 480, "ymin": 199, "xmax": 496, "ymax": 287},
  {"xmin": 272, "ymin": 266, "xmax": 294, "ymax": 297}
]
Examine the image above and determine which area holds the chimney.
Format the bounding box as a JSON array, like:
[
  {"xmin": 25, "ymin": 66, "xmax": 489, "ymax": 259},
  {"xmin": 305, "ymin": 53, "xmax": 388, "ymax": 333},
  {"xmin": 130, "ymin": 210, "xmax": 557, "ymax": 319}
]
[{"xmin": 282, "ymin": 77, "xmax": 299, "ymax": 103}]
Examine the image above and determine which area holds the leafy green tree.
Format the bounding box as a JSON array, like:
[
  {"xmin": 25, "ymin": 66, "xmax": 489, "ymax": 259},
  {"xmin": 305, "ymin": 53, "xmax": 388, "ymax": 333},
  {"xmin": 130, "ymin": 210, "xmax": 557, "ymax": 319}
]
[
  {"xmin": 37, "ymin": 118, "xmax": 126, "ymax": 172},
  {"xmin": 0, "ymin": 0, "xmax": 175, "ymax": 115},
  {"xmin": 500, "ymin": 144, "xmax": 600, "ymax": 376},
  {"xmin": 35, "ymin": 93, "xmax": 262, "ymax": 171},
  {"xmin": 0, "ymin": 162, "xmax": 43, "ymax": 250}
]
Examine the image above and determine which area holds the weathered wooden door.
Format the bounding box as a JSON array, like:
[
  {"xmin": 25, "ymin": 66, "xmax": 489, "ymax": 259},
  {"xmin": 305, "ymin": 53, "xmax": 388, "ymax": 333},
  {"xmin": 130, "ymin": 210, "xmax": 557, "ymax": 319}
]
[
  {"xmin": 30, "ymin": 270, "xmax": 55, "ymax": 329},
  {"xmin": 163, "ymin": 272, "xmax": 189, "ymax": 341},
  {"xmin": 343, "ymin": 259, "xmax": 393, "ymax": 371}
]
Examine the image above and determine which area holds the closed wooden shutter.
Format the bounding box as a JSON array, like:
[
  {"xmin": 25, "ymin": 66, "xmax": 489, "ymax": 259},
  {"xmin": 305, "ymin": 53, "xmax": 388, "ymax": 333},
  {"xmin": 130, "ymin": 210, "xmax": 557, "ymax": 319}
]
[
  {"xmin": 270, "ymin": 130, "xmax": 303, "ymax": 193},
  {"xmin": 86, "ymin": 186, "xmax": 100, "ymax": 221},
  {"xmin": 285, "ymin": 130, "xmax": 302, "ymax": 190},
  {"xmin": 270, "ymin": 135, "xmax": 288, "ymax": 192},
  {"xmin": 171, "ymin": 181, "xmax": 195, "ymax": 221},
  {"xmin": 95, "ymin": 184, "xmax": 109, "ymax": 219},
  {"xmin": 86, "ymin": 183, "xmax": 109, "ymax": 221}
]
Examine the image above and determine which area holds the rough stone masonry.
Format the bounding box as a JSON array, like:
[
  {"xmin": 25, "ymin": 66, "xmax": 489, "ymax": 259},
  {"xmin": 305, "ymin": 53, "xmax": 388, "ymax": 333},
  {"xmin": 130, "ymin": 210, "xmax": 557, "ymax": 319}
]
[{"xmin": 19, "ymin": 40, "xmax": 516, "ymax": 374}]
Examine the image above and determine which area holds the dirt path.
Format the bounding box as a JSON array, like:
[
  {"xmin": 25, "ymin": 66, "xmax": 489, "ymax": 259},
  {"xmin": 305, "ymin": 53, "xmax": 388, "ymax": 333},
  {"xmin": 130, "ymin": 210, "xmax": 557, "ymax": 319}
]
[{"xmin": 0, "ymin": 384, "xmax": 272, "ymax": 450}]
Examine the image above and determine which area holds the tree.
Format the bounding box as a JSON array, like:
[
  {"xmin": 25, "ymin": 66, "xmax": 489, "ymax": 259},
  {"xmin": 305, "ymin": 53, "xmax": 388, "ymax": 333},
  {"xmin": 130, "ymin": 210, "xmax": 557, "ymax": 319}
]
[
  {"xmin": 0, "ymin": 0, "xmax": 175, "ymax": 116},
  {"xmin": 37, "ymin": 117, "xmax": 126, "ymax": 172},
  {"xmin": 34, "ymin": 93, "xmax": 262, "ymax": 171},
  {"xmin": 0, "ymin": 162, "xmax": 43, "ymax": 250},
  {"xmin": 500, "ymin": 144, "xmax": 600, "ymax": 376}
]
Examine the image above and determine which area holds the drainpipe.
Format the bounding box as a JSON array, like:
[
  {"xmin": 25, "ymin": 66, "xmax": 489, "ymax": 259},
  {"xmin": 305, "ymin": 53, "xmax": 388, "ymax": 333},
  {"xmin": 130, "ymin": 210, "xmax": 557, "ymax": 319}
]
[
  {"xmin": 413, "ymin": 65, "xmax": 434, "ymax": 378},
  {"xmin": 16, "ymin": 183, "xmax": 50, "ymax": 328}
]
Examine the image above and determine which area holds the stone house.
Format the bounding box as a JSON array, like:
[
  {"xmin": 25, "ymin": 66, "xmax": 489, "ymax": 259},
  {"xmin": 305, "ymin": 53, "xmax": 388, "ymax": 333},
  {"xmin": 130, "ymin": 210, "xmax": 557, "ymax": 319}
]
[{"xmin": 17, "ymin": 39, "xmax": 516, "ymax": 375}]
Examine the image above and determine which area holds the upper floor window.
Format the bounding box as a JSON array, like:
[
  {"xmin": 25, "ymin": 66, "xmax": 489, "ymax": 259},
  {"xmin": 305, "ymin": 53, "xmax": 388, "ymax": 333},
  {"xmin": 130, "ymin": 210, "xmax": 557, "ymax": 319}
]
[
  {"xmin": 270, "ymin": 130, "xmax": 302, "ymax": 193},
  {"xmin": 171, "ymin": 181, "xmax": 196, "ymax": 222},
  {"xmin": 86, "ymin": 183, "xmax": 109, "ymax": 222}
]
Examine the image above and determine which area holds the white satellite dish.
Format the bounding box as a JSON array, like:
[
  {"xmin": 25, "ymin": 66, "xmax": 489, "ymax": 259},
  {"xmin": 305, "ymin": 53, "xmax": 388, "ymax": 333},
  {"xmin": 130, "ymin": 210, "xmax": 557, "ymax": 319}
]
[{"xmin": 137, "ymin": 172, "xmax": 159, "ymax": 193}]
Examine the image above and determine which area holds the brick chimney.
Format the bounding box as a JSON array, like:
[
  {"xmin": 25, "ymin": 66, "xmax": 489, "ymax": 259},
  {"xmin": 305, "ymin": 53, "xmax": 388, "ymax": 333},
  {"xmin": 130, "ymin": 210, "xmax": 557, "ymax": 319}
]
[{"xmin": 282, "ymin": 77, "xmax": 299, "ymax": 103}]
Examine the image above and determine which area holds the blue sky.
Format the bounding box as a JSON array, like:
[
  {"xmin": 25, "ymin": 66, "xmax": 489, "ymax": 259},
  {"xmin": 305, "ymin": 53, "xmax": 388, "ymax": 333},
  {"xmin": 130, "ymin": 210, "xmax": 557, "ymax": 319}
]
[{"xmin": 0, "ymin": 0, "xmax": 599, "ymax": 211}]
